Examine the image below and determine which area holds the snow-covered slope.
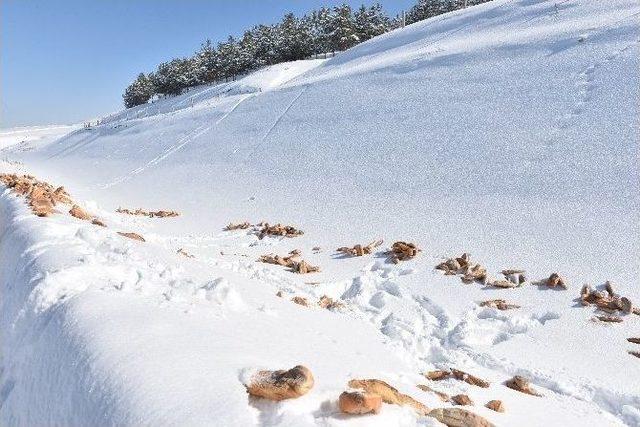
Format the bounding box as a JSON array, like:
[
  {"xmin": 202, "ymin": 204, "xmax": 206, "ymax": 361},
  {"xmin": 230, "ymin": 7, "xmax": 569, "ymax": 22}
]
[
  {"xmin": 0, "ymin": 124, "xmax": 79, "ymax": 151},
  {"xmin": 1, "ymin": 0, "xmax": 639, "ymax": 425},
  {"xmin": 101, "ymin": 59, "xmax": 326, "ymax": 124}
]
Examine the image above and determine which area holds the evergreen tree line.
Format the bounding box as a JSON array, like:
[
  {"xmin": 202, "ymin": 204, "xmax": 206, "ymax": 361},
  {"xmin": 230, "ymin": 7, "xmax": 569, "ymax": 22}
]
[{"xmin": 123, "ymin": 0, "xmax": 491, "ymax": 108}]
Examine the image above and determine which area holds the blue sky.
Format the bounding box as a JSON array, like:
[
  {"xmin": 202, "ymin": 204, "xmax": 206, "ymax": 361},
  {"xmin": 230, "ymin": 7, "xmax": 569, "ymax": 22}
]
[{"xmin": 1, "ymin": 0, "xmax": 414, "ymax": 128}]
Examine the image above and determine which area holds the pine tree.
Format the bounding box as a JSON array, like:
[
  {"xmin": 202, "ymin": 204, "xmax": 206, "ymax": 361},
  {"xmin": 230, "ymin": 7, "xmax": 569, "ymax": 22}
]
[
  {"xmin": 405, "ymin": 0, "xmax": 467, "ymax": 24},
  {"xmin": 275, "ymin": 13, "xmax": 313, "ymax": 62},
  {"xmin": 217, "ymin": 36, "xmax": 244, "ymax": 80},
  {"xmin": 389, "ymin": 13, "xmax": 405, "ymax": 30},
  {"xmin": 249, "ymin": 25, "xmax": 278, "ymax": 67},
  {"xmin": 183, "ymin": 57, "xmax": 201, "ymax": 87},
  {"xmin": 354, "ymin": 3, "xmax": 390, "ymax": 43},
  {"xmin": 151, "ymin": 58, "xmax": 194, "ymax": 95},
  {"xmin": 239, "ymin": 30, "xmax": 259, "ymax": 72},
  {"xmin": 196, "ymin": 39, "xmax": 221, "ymax": 83},
  {"xmin": 121, "ymin": 2, "xmax": 404, "ymax": 100},
  {"xmin": 329, "ymin": 4, "xmax": 359, "ymax": 52},
  {"xmin": 406, "ymin": 0, "xmax": 439, "ymax": 25},
  {"xmin": 367, "ymin": 3, "xmax": 391, "ymax": 37},
  {"xmin": 307, "ymin": 7, "xmax": 333, "ymax": 55},
  {"xmin": 123, "ymin": 73, "xmax": 155, "ymax": 108},
  {"xmin": 354, "ymin": 5, "xmax": 370, "ymax": 42},
  {"xmin": 438, "ymin": 0, "xmax": 462, "ymax": 14}
]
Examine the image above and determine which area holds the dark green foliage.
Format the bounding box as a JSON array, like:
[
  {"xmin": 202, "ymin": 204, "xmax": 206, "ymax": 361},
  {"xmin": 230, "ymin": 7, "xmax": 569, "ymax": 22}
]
[
  {"xmin": 123, "ymin": 73, "xmax": 154, "ymax": 108},
  {"xmin": 123, "ymin": 0, "xmax": 492, "ymax": 107}
]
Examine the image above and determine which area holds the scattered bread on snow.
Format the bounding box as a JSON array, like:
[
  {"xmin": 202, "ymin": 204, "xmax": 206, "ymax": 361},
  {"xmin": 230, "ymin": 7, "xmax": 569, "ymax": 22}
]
[
  {"xmin": 436, "ymin": 253, "xmax": 488, "ymax": 285},
  {"xmin": 428, "ymin": 408, "xmax": 495, "ymax": 427},
  {"xmin": 485, "ymin": 400, "xmax": 505, "ymax": 413},
  {"xmin": 425, "ymin": 370, "xmax": 451, "ymax": 381},
  {"xmin": 386, "ymin": 241, "xmax": 421, "ymax": 264},
  {"xmin": 28, "ymin": 186, "xmax": 57, "ymax": 216},
  {"xmin": 69, "ymin": 204, "xmax": 106, "ymax": 227},
  {"xmin": 223, "ymin": 221, "xmax": 251, "ymax": 230},
  {"xmin": 581, "ymin": 282, "xmax": 633, "ymax": 314},
  {"xmin": 148, "ymin": 210, "xmax": 179, "ymax": 218},
  {"xmin": 545, "ymin": 272, "xmax": 567, "ymax": 289},
  {"xmin": 435, "ymin": 254, "xmax": 572, "ymax": 292},
  {"xmin": 291, "ymin": 296, "xmax": 309, "ymax": 306},
  {"xmin": 450, "ymin": 369, "xmax": 490, "ymax": 388},
  {"xmin": 338, "ymin": 391, "xmax": 382, "ymax": 415},
  {"xmin": 177, "ymin": 248, "xmax": 194, "ymax": 258},
  {"xmin": 336, "ymin": 239, "xmax": 383, "ymax": 257},
  {"xmin": 593, "ymin": 315, "xmax": 623, "ymax": 323},
  {"xmin": 505, "ymin": 375, "xmax": 541, "ymax": 396},
  {"xmin": 501, "ymin": 269, "xmax": 527, "ymax": 285},
  {"xmin": 479, "ymin": 299, "xmax": 520, "ymax": 310},
  {"xmin": 223, "ymin": 221, "xmax": 304, "ymax": 238},
  {"xmin": 291, "ymin": 259, "xmax": 320, "ymax": 274},
  {"xmin": 258, "ymin": 252, "xmax": 319, "ymax": 274},
  {"xmin": 91, "ymin": 218, "xmax": 107, "ymax": 227},
  {"xmin": 461, "ymin": 264, "xmax": 489, "ymax": 284},
  {"xmin": 491, "ymin": 269, "xmax": 528, "ymax": 288},
  {"xmin": 259, "ymin": 253, "xmax": 299, "ymax": 267},
  {"xmin": 491, "ymin": 279, "xmax": 517, "ymax": 288},
  {"xmin": 423, "ymin": 368, "xmax": 489, "ymax": 388},
  {"xmin": 116, "ymin": 207, "xmax": 179, "ymax": 218},
  {"xmin": 348, "ymin": 378, "xmax": 429, "ymax": 415},
  {"xmin": 245, "ymin": 365, "xmax": 314, "ymax": 401},
  {"xmin": 451, "ymin": 394, "xmax": 474, "ymax": 406},
  {"xmin": 69, "ymin": 204, "xmax": 92, "ymax": 221},
  {"xmin": 258, "ymin": 223, "xmax": 304, "ymax": 239},
  {"xmin": 117, "ymin": 231, "xmax": 145, "ymax": 242},
  {"xmin": 416, "ymin": 384, "xmax": 450, "ymax": 402},
  {"xmin": 435, "ymin": 253, "xmax": 468, "ymax": 275},
  {"xmin": 318, "ymin": 295, "xmax": 344, "ymax": 310},
  {"xmin": 0, "ymin": 173, "xmax": 72, "ymax": 217}
]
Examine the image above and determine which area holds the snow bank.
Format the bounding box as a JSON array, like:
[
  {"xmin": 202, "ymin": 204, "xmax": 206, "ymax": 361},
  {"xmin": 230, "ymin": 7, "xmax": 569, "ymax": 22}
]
[{"xmin": 0, "ymin": 180, "xmax": 438, "ymax": 426}]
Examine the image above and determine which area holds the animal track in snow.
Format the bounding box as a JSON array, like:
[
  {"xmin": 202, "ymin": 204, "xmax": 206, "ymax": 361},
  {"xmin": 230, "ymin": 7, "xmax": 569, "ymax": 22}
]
[
  {"xmin": 555, "ymin": 37, "xmax": 639, "ymax": 130},
  {"xmin": 103, "ymin": 94, "xmax": 253, "ymax": 189},
  {"xmin": 447, "ymin": 306, "xmax": 560, "ymax": 347}
]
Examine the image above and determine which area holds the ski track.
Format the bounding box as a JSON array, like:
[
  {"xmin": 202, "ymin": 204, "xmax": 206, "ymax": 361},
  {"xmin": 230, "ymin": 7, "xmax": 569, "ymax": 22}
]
[
  {"xmin": 46, "ymin": 130, "xmax": 102, "ymax": 160},
  {"xmin": 102, "ymin": 94, "xmax": 253, "ymax": 189},
  {"xmin": 253, "ymin": 86, "xmax": 308, "ymax": 151}
]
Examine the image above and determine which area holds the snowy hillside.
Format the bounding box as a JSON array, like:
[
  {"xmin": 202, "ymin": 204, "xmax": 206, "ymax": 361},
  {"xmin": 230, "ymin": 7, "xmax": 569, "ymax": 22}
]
[
  {"xmin": 103, "ymin": 60, "xmax": 326, "ymax": 124},
  {"xmin": 1, "ymin": 0, "xmax": 639, "ymax": 426},
  {"xmin": 0, "ymin": 124, "xmax": 78, "ymax": 150}
]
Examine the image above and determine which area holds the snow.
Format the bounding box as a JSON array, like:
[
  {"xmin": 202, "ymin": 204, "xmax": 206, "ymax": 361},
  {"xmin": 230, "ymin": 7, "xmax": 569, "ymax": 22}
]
[
  {"xmin": 1, "ymin": 0, "xmax": 639, "ymax": 425},
  {"xmin": 0, "ymin": 124, "xmax": 79, "ymax": 151},
  {"xmin": 101, "ymin": 59, "xmax": 326, "ymax": 124}
]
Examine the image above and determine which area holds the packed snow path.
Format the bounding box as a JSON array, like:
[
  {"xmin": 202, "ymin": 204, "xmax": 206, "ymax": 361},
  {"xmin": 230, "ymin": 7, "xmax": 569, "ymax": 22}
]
[{"xmin": 1, "ymin": 0, "xmax": 639, "ymax": 425}]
